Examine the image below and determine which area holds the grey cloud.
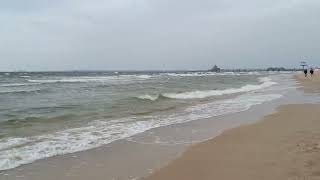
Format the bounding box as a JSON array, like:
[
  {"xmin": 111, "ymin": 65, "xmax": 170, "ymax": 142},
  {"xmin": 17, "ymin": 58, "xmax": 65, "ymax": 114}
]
[{"xmin": 0, "ymin": 0, "xmax": 319, "ymax": 71}]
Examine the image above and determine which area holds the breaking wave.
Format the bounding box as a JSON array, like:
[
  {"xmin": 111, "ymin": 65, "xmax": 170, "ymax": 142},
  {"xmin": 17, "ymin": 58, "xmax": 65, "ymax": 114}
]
[
  {"xmin": 137, "ymin": 77, "xmax": 276, "ymax": 100},
  {"xmin": 27, "ymin": 75, "xmax": 152, "ymax": 84},
  {"xmin": 137, "ymin": 94, "xmax": 160, "ymax": 101},
  {"xmin": 0, "ymin": 88, "xmax": 42, "ymax": 94},
  {"xmin": 0, "ymin": 83, "xmax": 40, "ymax": 87},
  {"xmin": 0, "ymin": 93, "xmax": 282, "ymax": 171}
]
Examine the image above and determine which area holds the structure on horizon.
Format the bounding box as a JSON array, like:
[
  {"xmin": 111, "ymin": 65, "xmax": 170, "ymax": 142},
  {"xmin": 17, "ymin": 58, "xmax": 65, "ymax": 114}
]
[
  {"xmin": 300, "ymin": 61, "xmax": 308, "ymax": 69},
  {"xmin": 209, "ymin": 65, "xmax": 221, "ymax": 72}
]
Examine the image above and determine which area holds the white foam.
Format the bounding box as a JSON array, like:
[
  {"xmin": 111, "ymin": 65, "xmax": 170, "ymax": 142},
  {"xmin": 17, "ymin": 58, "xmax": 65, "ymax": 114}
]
[
  {"xmin": 137, "ymin": 95, "xmax": 159, "ymax": 101},
  {"xmin": 0, "ymin": 138, "xmax": 32, "ymax": 151},
  {"xmin": 26, "ymin": 72, "xmax": 262, "ymax": 84},
  {"xmin": 161, "ymin": 72, "xmax": 262, "ymax": 77},
  {"xmin": 27, "ymin": 75, "xmax": 152, "ymax": 84},
  {"xmin": 163, "ymin": 72, "xmax": 212, "ymax": 77},
  {"xmin": 0, "ymin": 92, "xmax": 282, "ymax": 171},
  {"xmin": 136, "ymin": 75, "xmax": 152, "ymax": 79},
  {"xmin": 162, "ymin": 72, "xmax": 222, "ymax": 77},
  {"xmin": 0, "ymin": 83, "xmax": 39, "ymax": 87},
  {"xmin": 162, "ymin": 77, "xmax": 276, "ymax": 99},
  {"xmin": 247, "ymin": 71, "xmax": 262, "ymax": 75}
]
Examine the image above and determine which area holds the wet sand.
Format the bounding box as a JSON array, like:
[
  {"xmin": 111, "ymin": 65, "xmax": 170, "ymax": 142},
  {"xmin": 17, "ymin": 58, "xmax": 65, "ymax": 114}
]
[
  {"xmin": 146, "ymin": 76, "xmax": 320, "ymax": 180},
  {"xmin": 296, "ymin": 73, "xmax": 320, "ymax": 94}
]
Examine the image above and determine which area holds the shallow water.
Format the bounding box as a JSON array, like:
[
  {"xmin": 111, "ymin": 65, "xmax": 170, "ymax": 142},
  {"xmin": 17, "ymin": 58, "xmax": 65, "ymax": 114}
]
[{"xmin": 0, "ymin": 71, "xmax": 289, "ymax": 170}]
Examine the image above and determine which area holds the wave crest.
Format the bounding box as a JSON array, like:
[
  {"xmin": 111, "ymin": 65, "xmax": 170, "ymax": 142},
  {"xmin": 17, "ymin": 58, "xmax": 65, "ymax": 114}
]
[
  {"xmin": 27, "ymin": 75, "xmax": 152, "ymax": 84},
  {"xmin": 137, "ymin": 77, "xmax": 276, "ymax": 100},
  {"xmin": 0, "ymin": 89, "xmax": 42, "ymax": 94},
  {"xmin": 0, "ymin": 92, "xmax": 282, "ymax": 171},
  {"xmin": 137, "ymin": 94, "xmax": 160, "ymax": 101}
]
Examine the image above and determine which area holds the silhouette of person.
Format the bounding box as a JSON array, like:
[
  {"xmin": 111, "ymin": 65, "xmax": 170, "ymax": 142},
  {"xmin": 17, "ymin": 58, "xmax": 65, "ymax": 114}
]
[
  {"xmin": 304, "ymin": 69, "xmax": 308, "ymax": 77},
  {"xmin": 310, "ymin": 68, "xmax": 314, "ymax": 77}
]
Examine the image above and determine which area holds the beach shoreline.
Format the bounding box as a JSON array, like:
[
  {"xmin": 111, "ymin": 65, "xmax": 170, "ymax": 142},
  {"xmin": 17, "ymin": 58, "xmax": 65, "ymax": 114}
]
[
  {"xmin": 1, "ymin": 95, "xmax": 287, "ymax": 180},
  {"xmin": 1, "ymin": 73, "xmax": 319, "ymax": 180},
  {"xmin": 145, "ymin": 73, "xmax": 320, "ymax": 180},
  {"xmin": 146, "ymin": 104, "xmax": 320, "ymax": 180}
]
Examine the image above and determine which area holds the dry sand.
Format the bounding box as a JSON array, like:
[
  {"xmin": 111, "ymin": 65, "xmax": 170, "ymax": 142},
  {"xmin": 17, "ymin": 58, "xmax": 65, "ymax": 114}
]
[{"xmin": 146, "ymin": 76, "xmax": 320, "ymax": 180}]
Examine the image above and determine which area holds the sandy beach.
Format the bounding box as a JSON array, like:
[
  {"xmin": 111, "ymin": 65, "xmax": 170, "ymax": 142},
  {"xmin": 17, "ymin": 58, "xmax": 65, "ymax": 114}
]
[
  {"xmin": 296, "ymin": 73, "xmax": 320, "ymax": 94},
  {"xmin": 146, "ymin": 75, "xmax": 320, "ymax": 180}
]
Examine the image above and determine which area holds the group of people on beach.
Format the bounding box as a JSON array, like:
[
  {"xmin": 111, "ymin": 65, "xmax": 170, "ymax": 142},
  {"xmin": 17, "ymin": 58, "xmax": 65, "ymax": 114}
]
[{"xmin": 304, "ymin": 68, "xmax": 317, "ymax": 77}]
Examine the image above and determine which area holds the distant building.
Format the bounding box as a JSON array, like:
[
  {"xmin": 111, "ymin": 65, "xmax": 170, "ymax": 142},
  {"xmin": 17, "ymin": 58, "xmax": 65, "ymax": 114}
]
[{"xmin": 209, "ymin": 65, "xmax": 221, "ymax": 72}]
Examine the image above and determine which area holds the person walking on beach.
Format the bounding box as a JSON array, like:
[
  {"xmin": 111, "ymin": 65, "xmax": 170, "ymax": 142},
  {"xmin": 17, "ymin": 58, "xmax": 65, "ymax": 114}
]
[
  {"xmin": 310, "ymin": 68, "xmax": 314, "ymax": 77},
  {"xmin": 304, "ymin": 69, "xmax": 308, "ymax": 77}
]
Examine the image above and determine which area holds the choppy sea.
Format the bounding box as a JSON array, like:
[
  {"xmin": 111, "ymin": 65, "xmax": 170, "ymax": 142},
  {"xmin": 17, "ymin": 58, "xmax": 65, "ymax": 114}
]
[{"xmin": 0, "ymin": 71, "xmax": 289, "ymax": 170}]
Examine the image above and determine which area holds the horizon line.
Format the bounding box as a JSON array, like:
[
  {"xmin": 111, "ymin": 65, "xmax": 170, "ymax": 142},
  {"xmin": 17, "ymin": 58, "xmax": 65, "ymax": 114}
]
[{"xmin": 0, "ymin": 67, "xmax": 304, "ymax": 73}]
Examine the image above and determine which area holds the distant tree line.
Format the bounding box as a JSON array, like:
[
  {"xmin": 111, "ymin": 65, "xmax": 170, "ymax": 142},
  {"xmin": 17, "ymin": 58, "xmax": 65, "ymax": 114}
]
[{"xmin": 266, "ymin": 67, "xmax": 287, "ymax": 71}]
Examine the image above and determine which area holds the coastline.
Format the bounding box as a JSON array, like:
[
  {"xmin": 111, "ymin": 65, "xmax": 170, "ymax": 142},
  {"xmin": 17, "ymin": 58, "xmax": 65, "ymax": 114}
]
[
  {"xmin": 1, "ymin": 98, "xmax": 286, "ymax": 180},
  {"xmin": 146, "ymin": 74, "xmax": 320, "ymax": 180},
  {"xmin": 1, "ymin": 73, "xmax": 319, "ymax": 180}
]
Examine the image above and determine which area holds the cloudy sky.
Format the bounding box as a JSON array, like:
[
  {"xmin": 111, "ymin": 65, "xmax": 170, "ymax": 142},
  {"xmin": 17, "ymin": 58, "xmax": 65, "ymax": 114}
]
[{"xmin": 0, "ymin": 0, "xmax": 319, "ymax": 71}]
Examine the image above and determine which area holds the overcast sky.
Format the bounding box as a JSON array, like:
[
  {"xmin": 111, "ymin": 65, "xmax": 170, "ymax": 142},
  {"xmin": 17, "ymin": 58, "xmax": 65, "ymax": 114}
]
[{"xmin": 0, "ymin": 0, "xmax": 319, "ymax": 71}]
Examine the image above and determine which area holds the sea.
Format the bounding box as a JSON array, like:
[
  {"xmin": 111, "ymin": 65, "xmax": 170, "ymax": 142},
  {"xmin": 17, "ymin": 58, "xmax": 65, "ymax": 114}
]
[{"xmin": 0, "ymin": 71, "xmax": 289, "ymax": 171}]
